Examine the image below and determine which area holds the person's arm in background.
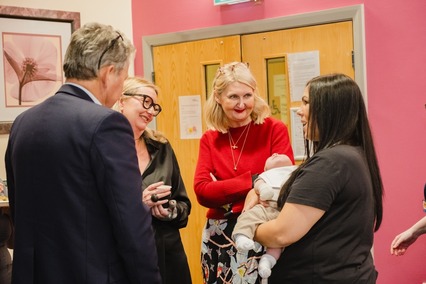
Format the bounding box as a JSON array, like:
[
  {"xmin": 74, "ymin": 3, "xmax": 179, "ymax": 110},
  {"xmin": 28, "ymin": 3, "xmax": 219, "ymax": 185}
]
[{"xmin": 390, "ymin": 216, "xmax": 426, "ymax": 256}]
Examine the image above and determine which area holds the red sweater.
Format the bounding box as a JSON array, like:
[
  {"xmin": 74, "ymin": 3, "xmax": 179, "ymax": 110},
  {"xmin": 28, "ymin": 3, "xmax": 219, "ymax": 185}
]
[{"xmin": 194, "ymin": 117, "xmax": 294, "ymax": 219}]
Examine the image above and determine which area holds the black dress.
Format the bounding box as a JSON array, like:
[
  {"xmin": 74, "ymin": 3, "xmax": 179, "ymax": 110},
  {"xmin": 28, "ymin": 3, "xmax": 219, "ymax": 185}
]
[{"xmin": 142, "ymin": 135, "xmax": 192, "ymax": 284}]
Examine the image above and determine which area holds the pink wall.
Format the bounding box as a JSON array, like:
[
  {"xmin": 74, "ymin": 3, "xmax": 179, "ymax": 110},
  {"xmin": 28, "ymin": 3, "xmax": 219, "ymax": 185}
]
[{"xmin": 132, "ymin": 0, "xmax": 426, "ymax": 283}]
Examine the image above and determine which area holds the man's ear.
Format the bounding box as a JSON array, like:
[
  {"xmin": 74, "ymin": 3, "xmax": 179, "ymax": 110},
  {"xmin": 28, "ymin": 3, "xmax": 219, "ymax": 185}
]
[{"xmin": 99, "ymin": 65, "xmax": 115, "ymax": 88}]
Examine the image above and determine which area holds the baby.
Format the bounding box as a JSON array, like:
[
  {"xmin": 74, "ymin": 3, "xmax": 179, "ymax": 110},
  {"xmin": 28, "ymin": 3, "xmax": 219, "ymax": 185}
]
[{"xmin": 232, "ymin": 154, "xmax": 297, "ymax": 280}]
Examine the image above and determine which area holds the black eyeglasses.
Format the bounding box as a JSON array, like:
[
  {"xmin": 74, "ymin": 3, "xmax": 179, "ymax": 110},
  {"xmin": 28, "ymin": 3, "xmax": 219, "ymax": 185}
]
[
  {"xmin": 97, "ymin": 32, "xmax": 123, "ymax": 70},
  {"xmin": 124, "ymin": 93, "xmax": 162, "ymax": 116}
]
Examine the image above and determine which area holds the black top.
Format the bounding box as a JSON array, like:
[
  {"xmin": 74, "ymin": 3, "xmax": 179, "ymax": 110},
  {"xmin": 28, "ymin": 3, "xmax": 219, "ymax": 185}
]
[
  {"xmin": 270, "ymin": 145, "xmax": 377, "ymax": 283},
  {"xmin": 141, "ymin": 134, "xmax": 192, "ymax": 284},
  {"xmin": 142, "ymin": 134, "xmax": 191, "ymax": 229}
]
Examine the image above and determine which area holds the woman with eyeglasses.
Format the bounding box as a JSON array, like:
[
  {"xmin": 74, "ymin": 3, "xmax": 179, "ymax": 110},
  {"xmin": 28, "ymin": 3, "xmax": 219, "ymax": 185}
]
[
  {"xmin": 115, "ymin": 77, "xmax": 192, "ymax": 284},
  {"xmin": 194, "ymin": 62, "xmax": 294, "ymax": 284}
]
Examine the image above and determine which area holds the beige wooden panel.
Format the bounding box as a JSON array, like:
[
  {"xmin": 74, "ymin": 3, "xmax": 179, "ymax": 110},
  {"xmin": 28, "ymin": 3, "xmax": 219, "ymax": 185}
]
[
  {"xmin": 242, "ymin": 21, "xmax": 354, "ymax": 164},
  {"xmin": 242, "ymin": 21, "xmax": 354, "ymax": 103},
  {"xmin": 153, "ymin": 36, "xmax": 241, "ymax": 284}
]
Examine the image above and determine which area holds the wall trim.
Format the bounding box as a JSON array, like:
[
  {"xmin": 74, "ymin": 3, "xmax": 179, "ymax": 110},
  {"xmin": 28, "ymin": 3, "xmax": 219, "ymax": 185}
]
[{"xmin": 142, "ymin": 4, "xmax": 367, "ymax": 101}]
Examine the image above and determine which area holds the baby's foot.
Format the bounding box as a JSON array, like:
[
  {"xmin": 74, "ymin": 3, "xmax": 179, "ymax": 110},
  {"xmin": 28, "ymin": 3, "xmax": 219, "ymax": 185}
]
[
  {"xmin": 235, "ymin": 234, "xmax": 255, "ymax": 251},
  {"xmin": 258, "ymin": 254, "xmax": 277, "ymax": 279}
]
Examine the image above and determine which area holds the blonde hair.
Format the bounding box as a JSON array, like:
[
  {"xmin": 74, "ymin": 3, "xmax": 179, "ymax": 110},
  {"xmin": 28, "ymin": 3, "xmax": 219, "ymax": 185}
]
[
  {"xmin": 113, "ymin": 77, "xmax": 168, "ymax": 143},
  {"xmin": 204, "ymin": 62, "xmax": 270, "ymax": 133}
]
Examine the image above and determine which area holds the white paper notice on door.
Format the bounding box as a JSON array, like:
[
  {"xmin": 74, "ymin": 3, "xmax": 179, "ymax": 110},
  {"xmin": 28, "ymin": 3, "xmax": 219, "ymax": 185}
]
[
  {"xmin": 287, "ymin": 51, "xmax": 320, "ymax": 102},
  {"xmin": 179, "ymin": 95, "xmax": 202, "ymax": 139},
  {"xmin": 290, "ymin": 107, "xmax": 306, "ymax": 160}
]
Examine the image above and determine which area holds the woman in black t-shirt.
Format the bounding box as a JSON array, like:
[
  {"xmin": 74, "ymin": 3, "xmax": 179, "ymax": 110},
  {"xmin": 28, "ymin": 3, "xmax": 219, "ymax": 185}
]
[{"xmin": 252, "ymin": 74, "xmax": 383, "ymax": 283}]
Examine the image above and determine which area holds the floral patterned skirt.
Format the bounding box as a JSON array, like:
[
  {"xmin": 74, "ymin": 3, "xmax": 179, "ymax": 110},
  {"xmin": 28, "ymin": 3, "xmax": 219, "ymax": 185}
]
[{"xmin": 201, "ymin": 218, "xmax": 264, "ymax": 284}]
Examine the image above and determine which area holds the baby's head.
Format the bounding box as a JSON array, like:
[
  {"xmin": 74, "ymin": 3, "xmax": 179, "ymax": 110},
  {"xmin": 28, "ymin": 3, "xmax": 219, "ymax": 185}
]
[{"xmin": 264, "ymin": 153, "xmax": 292, "ymax": 171}]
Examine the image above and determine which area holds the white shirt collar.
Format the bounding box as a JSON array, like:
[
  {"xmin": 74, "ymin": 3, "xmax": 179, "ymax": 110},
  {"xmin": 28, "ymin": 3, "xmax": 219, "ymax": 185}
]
[{"xmin": 64, "ymin": 82, "xmax": 102, "ymax": 105}]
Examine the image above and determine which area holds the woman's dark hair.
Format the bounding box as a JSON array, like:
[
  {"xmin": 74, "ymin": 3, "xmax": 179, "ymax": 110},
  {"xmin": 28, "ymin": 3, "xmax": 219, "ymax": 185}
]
[{"xmin": 277, "ymin": 73, "xmax": 383, "ymax": 231}]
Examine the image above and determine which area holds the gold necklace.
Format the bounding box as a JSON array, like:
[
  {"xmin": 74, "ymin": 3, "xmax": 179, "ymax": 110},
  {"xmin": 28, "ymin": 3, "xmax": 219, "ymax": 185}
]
[
  {"xmin": 228, "ymin": 122, "xmax": 251, "ymax": 171},
  {"xmin": 228, "ymin": 123, "xmax": 251, "ymax": 150}
]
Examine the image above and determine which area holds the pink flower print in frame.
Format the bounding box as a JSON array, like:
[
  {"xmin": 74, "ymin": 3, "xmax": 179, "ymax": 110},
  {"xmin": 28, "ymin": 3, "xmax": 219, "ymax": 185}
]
[{"xmin": 2, "ymin": 32, "xmax": 63, "ymax": 107}]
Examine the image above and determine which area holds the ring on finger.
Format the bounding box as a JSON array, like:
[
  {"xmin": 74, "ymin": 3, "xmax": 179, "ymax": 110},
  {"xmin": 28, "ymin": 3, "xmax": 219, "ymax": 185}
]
[{"xmin": 151, "ymin": 193, "xmax": 159, "ymax": 202}]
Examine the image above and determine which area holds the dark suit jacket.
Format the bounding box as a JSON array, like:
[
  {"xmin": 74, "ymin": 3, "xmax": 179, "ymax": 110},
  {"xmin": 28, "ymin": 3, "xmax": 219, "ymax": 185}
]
[{"xmin": 5, "ymin": 84, "xmax": 161, "ymax": 284}]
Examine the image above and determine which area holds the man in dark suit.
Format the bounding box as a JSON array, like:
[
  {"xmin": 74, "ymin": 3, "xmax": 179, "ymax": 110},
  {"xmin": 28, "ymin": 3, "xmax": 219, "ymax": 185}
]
[{"xmin": 4, "ymin": 22, "xmax": 161, "ymax": 284}]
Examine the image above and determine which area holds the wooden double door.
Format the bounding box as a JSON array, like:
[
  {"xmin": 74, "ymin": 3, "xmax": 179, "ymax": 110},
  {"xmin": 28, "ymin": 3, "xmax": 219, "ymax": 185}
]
[{"xmin": 152, "ymin": 21, "xmax": 354, "ymax": 284}]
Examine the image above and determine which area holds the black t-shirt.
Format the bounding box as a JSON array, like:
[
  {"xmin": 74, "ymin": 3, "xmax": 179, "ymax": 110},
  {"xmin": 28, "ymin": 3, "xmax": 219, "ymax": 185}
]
[{"xmin": 270, "ymin": 145, "xmax": 377, "ymax": 283}]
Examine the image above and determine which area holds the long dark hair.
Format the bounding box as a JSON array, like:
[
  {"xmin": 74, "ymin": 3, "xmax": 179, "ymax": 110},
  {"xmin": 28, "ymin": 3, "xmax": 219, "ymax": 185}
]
[{"xmin": 277, "ymin": 74, "xmax": 383, "ymax": 231}]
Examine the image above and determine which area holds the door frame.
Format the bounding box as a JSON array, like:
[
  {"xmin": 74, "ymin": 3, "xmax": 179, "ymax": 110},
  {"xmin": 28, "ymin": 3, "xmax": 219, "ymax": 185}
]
[{"xmin": 142, "ymin": 4, "xmax": 367, "ymax": 101}]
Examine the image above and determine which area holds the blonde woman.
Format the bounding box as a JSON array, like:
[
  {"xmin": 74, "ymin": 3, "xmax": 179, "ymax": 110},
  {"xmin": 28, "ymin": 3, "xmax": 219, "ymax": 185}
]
[
  {"xmin": 255, "ymin": 74, "xmax": 383, "ymax": 283},
  {"xmin": 116, "ymin": 77, "xmax": 192, "ymax": 284},
  {"xmin": 194, "ymin": 62, "xmax": 294, "ymax": 284}
]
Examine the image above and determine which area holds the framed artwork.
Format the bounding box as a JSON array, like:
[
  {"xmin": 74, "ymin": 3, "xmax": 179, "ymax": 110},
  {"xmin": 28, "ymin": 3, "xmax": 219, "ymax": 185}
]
[{"xmin": 0, "ymin": 6, "xmax": 80, "ymax": 134}]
